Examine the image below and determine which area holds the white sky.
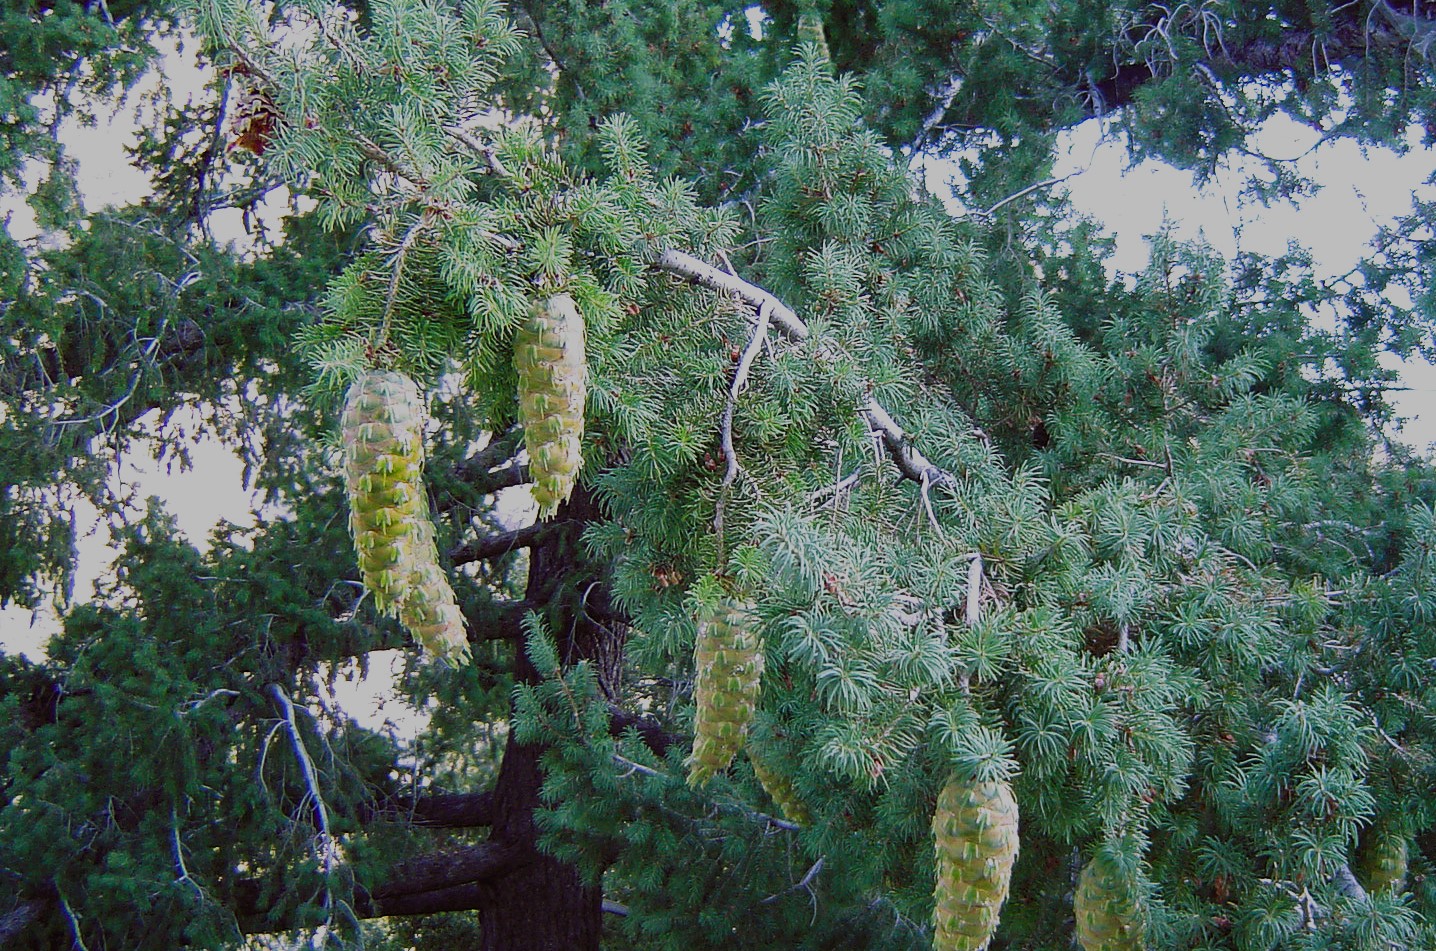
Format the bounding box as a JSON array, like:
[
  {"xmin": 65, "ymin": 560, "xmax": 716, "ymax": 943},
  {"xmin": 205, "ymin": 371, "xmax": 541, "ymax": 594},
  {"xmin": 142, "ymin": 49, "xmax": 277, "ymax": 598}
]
[{"xmin": 4, "ymin": 45, "xmax": 1436, "ymax": 731}]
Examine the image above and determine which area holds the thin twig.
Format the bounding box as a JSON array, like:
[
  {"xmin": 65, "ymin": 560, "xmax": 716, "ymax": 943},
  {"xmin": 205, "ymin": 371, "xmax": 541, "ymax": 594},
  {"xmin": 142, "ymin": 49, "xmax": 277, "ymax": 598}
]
[
  {"xmin": 811, "ymin": 469, "xmax": 862, "ymax": 508},
  {"xmin": 171, "ymin": 807, "xmax": 205, "ymax": 898},
  {"xmin": 446, "ymin": 125, "xmax": 510, "ymax": 177},
  {"xmin": 57, "ymin": 887, "xmax": 90, "ymax": 951},
  {"xmin": 268, "ymin": 684, "xmax": 339, "ymax": 915},
  {"xmin": 979, "ymin": 175, "xmax": 1075, "ymax": 218},
  {"xmin": 714, "ymin": 301, "xmax": 772, "ymax": 548},
  {"xmin": 654, "ymin": 250, "xmax": 956, "ymax": 488},
  {"xmin": 375, "ymin": 214, "xmax": 431, "ymax": 350},
  {"xmin": 762, "ymin": 856, "xmax": 825, "ymax": 903}
]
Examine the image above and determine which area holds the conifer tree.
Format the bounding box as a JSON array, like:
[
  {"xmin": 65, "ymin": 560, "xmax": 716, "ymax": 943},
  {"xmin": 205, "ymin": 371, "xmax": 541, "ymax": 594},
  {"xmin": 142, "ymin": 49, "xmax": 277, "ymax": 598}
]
[{"xmin": 3, "ymin": 2, "xmax": 1436, "ymax": 950}]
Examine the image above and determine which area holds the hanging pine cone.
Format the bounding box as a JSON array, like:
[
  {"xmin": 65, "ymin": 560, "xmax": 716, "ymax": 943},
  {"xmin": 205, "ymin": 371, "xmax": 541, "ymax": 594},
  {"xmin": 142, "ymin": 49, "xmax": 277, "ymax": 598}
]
[
  {"xmin": 687, "ymin": 598, "xmax": 763, "ymax": 786},
  {"xmin": 397, "ymin": 518, "xmax": 470, "ymax": 663},
  {"xmin": 342, "ymin": 370, "xmax": 427, "ymax": 614},
  {"xmin": 748, "ymin": 745, "xmax": 810, "ymax": 826},
  {"xmin": 931, "ymin": 777, "xmax": 1019, "ymax": 951},
  {"xmin": 342, "ymin": 370, "xmax": 468, "ymax": 662},
  {"xmin": 1355, "ymin": 823, "xmax": 1409, "ymax": 895},
  {"xmin": 514, "ymin": 293, "xmax": 586, "ymax": 518},
  {"xmin": 796, "ymin": 11, "xmax": 831, "ymax": 61},
  {"xmin": 228, "ymin": 71, "xmax": 281, "ymax": 156},
  {"xmin": 1075, "ymin": 850, "xmax": 1145, "ymax": 951}
]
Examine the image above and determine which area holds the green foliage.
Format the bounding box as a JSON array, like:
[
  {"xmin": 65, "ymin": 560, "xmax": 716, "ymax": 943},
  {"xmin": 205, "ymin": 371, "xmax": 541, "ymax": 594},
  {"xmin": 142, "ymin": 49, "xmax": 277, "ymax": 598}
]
[{"xmin": 4, "ymin": 1, "xmax": 1436, "ymax": 949}]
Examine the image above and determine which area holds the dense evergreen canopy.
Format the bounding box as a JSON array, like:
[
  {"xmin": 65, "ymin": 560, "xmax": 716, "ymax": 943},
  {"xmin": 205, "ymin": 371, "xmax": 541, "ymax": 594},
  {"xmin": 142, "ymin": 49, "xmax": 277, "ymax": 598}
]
[{"xmin": 3, "ymin": 1, "xmax": 1436, "ymax": 949}]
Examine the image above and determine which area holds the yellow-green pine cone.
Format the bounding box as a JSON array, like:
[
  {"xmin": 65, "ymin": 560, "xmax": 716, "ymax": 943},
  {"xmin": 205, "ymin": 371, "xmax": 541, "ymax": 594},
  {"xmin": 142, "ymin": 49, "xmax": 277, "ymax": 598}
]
[
  {"xmin": 796, "ymin": 11, "xmax": 830, "ymax": 61},
  {"xmin": 398, "ymin": 518, "xmax": 470, "ymax": 663},
  {"xmin": 1355, "ymin": 824, "xmax": 1409, "ymax": 895},
  {"xmin": 748, "ymin": 745, "xmax": 810, "ymax": 826},
  {"xmin": 931, "ymin": 777, "xmax": 1019, "ymax": 951},
  {"xmin": 342, "ymin": 370, "xmax": 427, "ymax": 614},
  {"xmin": 687, "ymin": 599, "xmax": 763, "ymax": 786},
  {"xmin": 514, "ymin": 293, "xmax": 586, "ymax": 518},
  {"xmin": 1075, "ymin": 851, "xmax": 1145, "ymax": 951}
]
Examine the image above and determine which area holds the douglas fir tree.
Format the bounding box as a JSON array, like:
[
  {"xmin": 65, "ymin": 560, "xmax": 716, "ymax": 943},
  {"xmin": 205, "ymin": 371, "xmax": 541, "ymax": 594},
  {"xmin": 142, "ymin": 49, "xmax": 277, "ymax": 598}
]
[{"xmin": 3, "ymin": 2, "xmax": 1436, "ymax": 950}]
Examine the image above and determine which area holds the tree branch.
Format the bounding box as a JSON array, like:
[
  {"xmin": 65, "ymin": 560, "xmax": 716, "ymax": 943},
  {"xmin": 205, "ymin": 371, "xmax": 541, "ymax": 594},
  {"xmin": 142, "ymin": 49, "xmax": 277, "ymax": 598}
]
[
  {"xmin": 449, "ymin": 521, "xmax": 556, "ymax": 566},
  {"xmin": 653, "ymin": 249, "xmax": 955, "ymax": 487},
  {"xmin": 607, "ymin": 704, "xmax": 679, "ymax": 758},
  {"xmin": 359, "ymin": 790, "xmax": 496, "ymax": 828},
  {"xmin": 235, "ymin": 841, "xmax": 529, "ymax": 933}
]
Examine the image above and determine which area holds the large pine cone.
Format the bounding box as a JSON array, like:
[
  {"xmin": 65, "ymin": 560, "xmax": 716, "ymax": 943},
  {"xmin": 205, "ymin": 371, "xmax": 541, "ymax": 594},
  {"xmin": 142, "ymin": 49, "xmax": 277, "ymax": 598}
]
[
  {"xmin": 397, "ymin": 517, "xmax": 470, "ymax": 663},
  {"xmin": 1075, "ymin": 850, "xmax": 1145, "ymax": 951},
  {"xmin": 514, "ymin": 294, "xmax": 586, "ymax": 518},
  {"xmin": 342, "ymin": 370, "xmax": 427, "ymax": 614},
  {"xmin": 687, "ymin": 598, "xmax": 762, "ymax": 786},
  {"xmin": 932, "ymin": 778, "xmax": 1019, "ymax": 951},
  {"xmin": 342, "ymin": 370, "xmax": 467, "ymax": 662},
  {"xmin": 749, "ymin": 744, "xmax": 810, "ymax": 826},
  {"xmin": 1355, "ymin": 823, "xmax": 1408, "ymax": 895}
]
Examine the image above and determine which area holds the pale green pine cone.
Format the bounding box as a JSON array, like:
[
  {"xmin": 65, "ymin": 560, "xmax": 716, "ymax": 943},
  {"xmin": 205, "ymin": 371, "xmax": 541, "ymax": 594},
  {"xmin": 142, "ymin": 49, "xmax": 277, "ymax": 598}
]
[
  {"xmin": 342, "ymin": 370, "xmax": 426, "ymax": 614},
  {"xmin": 932, "ymin": 778, "xmax": 1019, "ymax": 951},
  {"xmin": 1075, "ymin": 850, "xmax": 1145, "ymax": 951},
  {"xmin": 749, "ymin": 745, "xmax": 810, "ymax": 826},
  {"xmin": 514, "ymin": 294, "xmax": 586, "ymax": 518},
  {"xmin": 398, "ymin": 518, "xmax": 470, "ymax": 663},
  {"xmin": 1355, "ymin": 823, "xmax": 1409, "ymax": 895},
  {"xmin": 687, "ymin": 598, "xmax": 762, "ymax": 786}
]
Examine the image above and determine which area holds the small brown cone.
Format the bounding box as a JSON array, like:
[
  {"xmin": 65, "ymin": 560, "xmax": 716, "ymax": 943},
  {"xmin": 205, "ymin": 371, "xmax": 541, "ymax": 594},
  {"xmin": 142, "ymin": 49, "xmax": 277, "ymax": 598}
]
[
  {"xmin": 1075, "ymin": 850, "xmax": 1145, "ymax": 951},
  {"xmin": 514, "ymin": 294, "xmax": 586, "ymax": 518},
  {"xmin": 229, "ymin": 75, "xmax": 281, "ymax": 156},
  {"xmin": 931, "ymin": 777, "xmax": 1019, "ymax": 951},
  {"xmin": 687, "ymin": 598, "xmax": 762, "ymax": 786}
]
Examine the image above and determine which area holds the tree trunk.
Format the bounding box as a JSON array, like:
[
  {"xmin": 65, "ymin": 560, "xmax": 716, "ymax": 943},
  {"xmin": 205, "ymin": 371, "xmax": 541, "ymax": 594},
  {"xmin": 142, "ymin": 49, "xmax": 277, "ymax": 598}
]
[
  {"xmin": 478, "ymin": 731, "xmax": 603, "ymax": 950},
  {"xmin": 478, "ymin": 486, "xmax": 613, "ymax": 950}
]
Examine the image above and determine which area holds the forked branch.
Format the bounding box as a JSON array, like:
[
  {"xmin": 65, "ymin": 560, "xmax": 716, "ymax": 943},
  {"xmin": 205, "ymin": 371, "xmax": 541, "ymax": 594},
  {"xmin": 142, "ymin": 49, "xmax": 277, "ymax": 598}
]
[{"xmin": 654, "ymin": 249, "xmax": 956, "ymax": 488}]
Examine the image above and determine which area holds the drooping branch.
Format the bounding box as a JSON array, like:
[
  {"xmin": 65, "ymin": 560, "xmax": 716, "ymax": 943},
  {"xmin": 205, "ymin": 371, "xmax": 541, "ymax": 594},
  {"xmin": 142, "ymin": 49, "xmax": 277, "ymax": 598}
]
[
  {"xmin": 653, "ymin": 249, "xmax": 956, "ymax": 487},
  {"xmin": 911, "ymin": 5, "xmax": 1432, "ymax": 151},
  {"xmin": 1075, "ymin": 8, "xmax": 1422, "ymax": 123}
]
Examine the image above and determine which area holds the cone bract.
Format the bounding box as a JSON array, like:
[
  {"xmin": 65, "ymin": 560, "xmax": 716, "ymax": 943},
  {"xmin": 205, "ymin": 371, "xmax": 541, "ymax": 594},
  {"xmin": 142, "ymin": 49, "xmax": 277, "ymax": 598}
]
[
  {"xmin": 931, "ymin": 777, "xmax": 1019, "ymax": 951},
  {"xmin": 1075, "ymin": 851, "xmax": 1145, "ymax": 951},
  {"xmin": 514, "ymin": 293, "xmax": 586, "ymax": 518},
  {"xmin": 687, "ymin": 598, "xmax": 762, "ymax": 786}
]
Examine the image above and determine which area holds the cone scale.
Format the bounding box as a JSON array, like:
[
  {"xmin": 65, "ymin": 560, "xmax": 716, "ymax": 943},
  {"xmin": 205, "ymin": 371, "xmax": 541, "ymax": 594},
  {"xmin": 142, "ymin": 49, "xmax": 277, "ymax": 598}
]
[{"xmin": 931, "ymin": 777, "xmax": 1019, "ymax": 951}]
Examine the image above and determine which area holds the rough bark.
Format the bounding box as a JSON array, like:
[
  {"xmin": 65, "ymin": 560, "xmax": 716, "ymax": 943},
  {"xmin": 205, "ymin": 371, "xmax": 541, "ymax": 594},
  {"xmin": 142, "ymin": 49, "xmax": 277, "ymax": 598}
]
[{"xmin": 476, "ymin": 484, "xmax": 614, "ymax": 951}]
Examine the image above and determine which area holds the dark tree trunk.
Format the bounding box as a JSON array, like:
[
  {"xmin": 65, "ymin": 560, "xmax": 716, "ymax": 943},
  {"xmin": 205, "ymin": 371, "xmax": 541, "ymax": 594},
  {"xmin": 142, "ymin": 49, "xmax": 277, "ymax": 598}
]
[
  {"xmin": 478, "ymin": 486, "xmax": 614, "ymax": 951},
  {"xmin": 478, "ymin": 728, "xmax": 603, "ymax": 950}
]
